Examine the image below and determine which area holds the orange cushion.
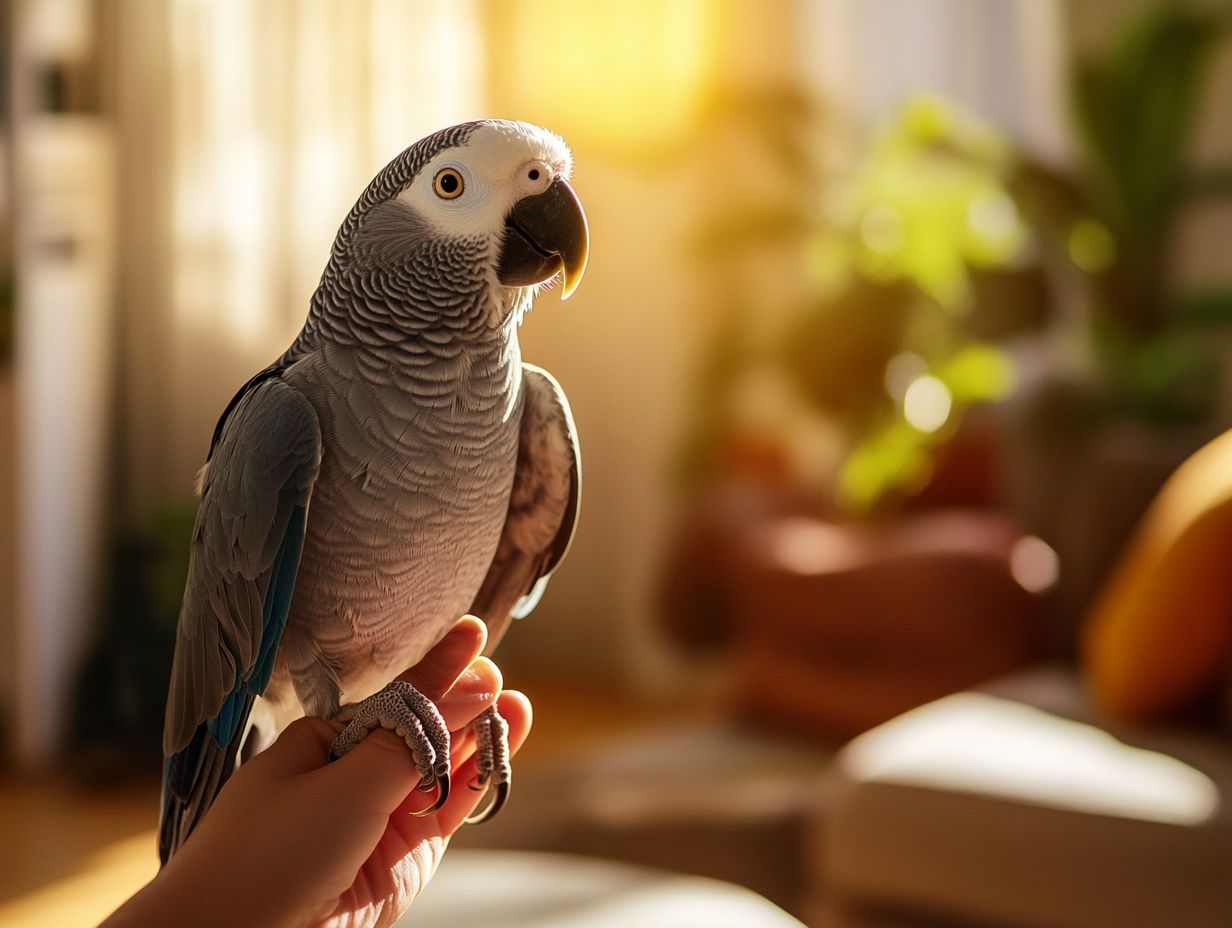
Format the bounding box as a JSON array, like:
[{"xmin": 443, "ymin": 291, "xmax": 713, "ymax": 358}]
[{"xmin": 1083, "ymin": 428, "xmax": 1232, "ymax": 721}]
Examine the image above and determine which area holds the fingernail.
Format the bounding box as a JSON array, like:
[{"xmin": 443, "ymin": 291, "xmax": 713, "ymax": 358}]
[{"xmin": 440, "ymin": 657, "xmax": 501, "ymax": 707}]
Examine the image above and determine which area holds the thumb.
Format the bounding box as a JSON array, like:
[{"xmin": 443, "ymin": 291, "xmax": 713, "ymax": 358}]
[{"xmin": 320, "ymin": 657, "xmax": 503, "ymax": 814}]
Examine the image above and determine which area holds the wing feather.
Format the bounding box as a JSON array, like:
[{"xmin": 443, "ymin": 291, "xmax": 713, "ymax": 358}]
[
  {"xmin": 159, "ymin": 373, "xmax": 321, "ymax": 863},
  {"xmin": 470, "ymin": 365, "xmax": 580, "ymax": 650}
]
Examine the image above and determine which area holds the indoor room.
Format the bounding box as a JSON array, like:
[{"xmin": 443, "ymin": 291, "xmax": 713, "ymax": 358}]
[{"xmin": 1, "ymin": 1, "xmax": 1230, "ymax": 926}]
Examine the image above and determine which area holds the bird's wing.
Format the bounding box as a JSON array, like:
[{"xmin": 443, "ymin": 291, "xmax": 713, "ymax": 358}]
[
  {"xmin": 470, "ymin": 364, "xmax": 580, "ymax": 652},
  {"xmin": 159, "ymin": 371, "xmax": 322, "ymax": 863}
]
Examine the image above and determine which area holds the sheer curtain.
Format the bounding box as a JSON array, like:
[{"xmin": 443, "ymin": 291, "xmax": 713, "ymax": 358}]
[
  {"xmin": 802, "ymin": 0, "xmax": 1068, "ymax": 161},
  {"xmin": 114, "ymin": 0, "xmax": 483, "ymax": 508}
]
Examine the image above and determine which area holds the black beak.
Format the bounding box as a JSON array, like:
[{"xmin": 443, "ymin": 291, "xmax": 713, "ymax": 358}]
[{"xmin": 498, "ymin": 178, "xmax": 589, "ymax": 300}]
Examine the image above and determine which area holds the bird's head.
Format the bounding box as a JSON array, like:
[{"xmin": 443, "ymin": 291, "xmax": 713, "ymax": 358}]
[{"xmin": 336, "ymin": 120, "xmax": 589, "ymax": 314}]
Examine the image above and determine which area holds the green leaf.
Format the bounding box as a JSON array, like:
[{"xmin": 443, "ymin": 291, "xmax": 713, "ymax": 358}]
[
  {"xmin": 1070, "ymin": 8, "xmax": 1225, "ymax": 238},
  {"xmin": 837, "ymin": 420, "xmax": 933, "ymax": 513},
  {"xmin": 1093, "ymin": 318, "xmax": 1220, "ymax": 422},
  {"xmin": 937, "ymin": 343, "xmax": 1016, "ymax": 403}
]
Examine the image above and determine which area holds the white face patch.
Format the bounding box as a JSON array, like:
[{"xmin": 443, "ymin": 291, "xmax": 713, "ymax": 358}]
[{"xmin": 394, "ymin": 120, "xmax": 573, "ymax": 242}]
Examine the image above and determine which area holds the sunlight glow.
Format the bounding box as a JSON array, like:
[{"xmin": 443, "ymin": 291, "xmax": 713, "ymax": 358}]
[
  {"xmin": 843, "ymin": 693, "xmax": 1221, "ymax": 826},
  {"xmin": 0, "ymin": 830, "xmax": 158, "ymax": 928},
  {"xmin": 171, "ymin": 0, "xmax": 273, "ymax": 349},
  {"xmin": 170, "ymin": 0, "xmax": 482, "ymax": 352},
  {"xmin": 494, "ymin": 0, "xmax": 715, "ymax": 154}
]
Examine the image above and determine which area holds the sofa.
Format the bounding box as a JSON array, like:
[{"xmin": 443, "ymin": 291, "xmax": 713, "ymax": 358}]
[{"xmin": 812, "ymin": 664, "xmax": 1232, "ymax": 927}]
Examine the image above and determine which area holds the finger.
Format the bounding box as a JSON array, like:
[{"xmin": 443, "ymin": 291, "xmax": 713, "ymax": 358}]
[
  {"xmin": 247, "ymin": 716, "xmax": 337, "ymax": 775},
  {"xmin": 397, "ymin": 615, "xmax": 487, "ymax": 701},
  {"xmin": 322, "ymin": 658, "xmax": 503, "ymax": 813},
  {"xmin": 401, "ymin": 658, "xmax": 505, "ymax": 806},
  {"xmin": 408, "ymin": 690, "xmax": 531, "ymax": 829},
  {"xmin": 449, "ymin": 725, "xmax": 477, "ymax": 768},
  {"xmin": 437, "ymin": 656, "xmax": 502, "ymax": 731}
]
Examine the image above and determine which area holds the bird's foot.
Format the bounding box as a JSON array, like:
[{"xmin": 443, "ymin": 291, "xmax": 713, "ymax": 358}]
[
  {"xmin": 465, "ymin": 704, "xmax": 511, "ymax": 824},
  {"xmin": 329, "ymin": 681, "xmax": 452, "ymax": 813}
]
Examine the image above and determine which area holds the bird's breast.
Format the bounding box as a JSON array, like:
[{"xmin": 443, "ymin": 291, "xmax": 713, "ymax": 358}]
[{"xmin": 284, "ymin": 342, "xmax": 523, "ymax": 700}]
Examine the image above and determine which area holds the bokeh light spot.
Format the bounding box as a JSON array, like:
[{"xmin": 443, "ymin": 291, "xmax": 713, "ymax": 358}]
[
  {"xmin": 967, "ymin": 191, "xmax": 1019, "ymax": 248},
  {"xmin": 903, "ymin": 376, "xmax": 953, "ymax": 433},
  {"xmin": 1010, "ymin": 535, "xmax": 1060, "ymax": 593},
  {"xmin": 1067, "ymin": 218, "xmax": 1115, "ymax": 273}
]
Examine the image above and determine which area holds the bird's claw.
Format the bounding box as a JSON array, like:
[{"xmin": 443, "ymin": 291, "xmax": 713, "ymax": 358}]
[
  {"xmin": 410, "ymin": 769, "xmax": 451, "ymax": 816},
  {"xmin": 328, "ymin": 680, "xmax": 452, "ymax": 807},
  {"xmin": 464, "ymin": 705, "xmax": 511, "ymax": 825},
  {"xmin": 465, "ymin": 778, "xmax": 509, "ymax": 825}
]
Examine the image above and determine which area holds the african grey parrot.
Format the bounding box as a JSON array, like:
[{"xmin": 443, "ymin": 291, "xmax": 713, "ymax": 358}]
[{"xmin": 159, "ymin": 120, "xmax": 586, "ymax": 863}]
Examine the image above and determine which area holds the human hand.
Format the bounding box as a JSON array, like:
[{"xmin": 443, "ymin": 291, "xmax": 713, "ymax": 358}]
[{"xmin": 103, "ymin": 616, "xmax": 531, "ymax": 928}]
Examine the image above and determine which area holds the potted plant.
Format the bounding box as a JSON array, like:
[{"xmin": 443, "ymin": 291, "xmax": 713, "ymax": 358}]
[
  {"xmin": 664, "ymin": 91, "xmax": 1053, "ymax": 737},
  {"xmin": 1005, "ymin": 5, "xmax": 1232, "ymax": 635},
  {"xmin": 677, "ymin": 90, "xmax": 1048, "ymax": 514}
]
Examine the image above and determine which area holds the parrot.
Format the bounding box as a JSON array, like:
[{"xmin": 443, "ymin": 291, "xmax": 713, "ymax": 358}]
[{"xmin": 158, "ymin": 119, "xmax": 586, "ymax": 864}]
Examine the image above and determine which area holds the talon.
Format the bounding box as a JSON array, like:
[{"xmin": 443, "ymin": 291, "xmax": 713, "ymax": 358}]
[
  {"xmin": 465, "ymin": 778, "xmax": 510, "ymax": 825},
  {"xmin": 431, "ymin": 770, "xmax": 450, "ymax": 810},
  {"xmin": 464, "ymin": 705, "xmax": 511, "ymax": 823},
  {"xmin": 409, "ymin": 771, "xmax": 450, "ymax": 815}
]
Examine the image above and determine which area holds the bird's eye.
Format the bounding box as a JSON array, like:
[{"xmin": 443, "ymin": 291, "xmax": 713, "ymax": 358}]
[{"xmin": 433, "ymin": 168, "xmax": 464, "ymax": 200}]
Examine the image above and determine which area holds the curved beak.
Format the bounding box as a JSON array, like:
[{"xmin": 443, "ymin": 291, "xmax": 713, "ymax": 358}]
[{"xmin": 498, "ymin": 178, "xmax": 589, "ymax": 300}]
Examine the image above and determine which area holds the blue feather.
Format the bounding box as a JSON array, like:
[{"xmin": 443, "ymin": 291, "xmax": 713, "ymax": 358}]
[
  {"xmin": 253, "ymin": 505, "xmax": 305, "ymax": 691},
  {"xmin": 202, "ymin": 503, "xmax": 307, "ymax": 748},
  {"xmin": 205, "ymin": 679, "xmax": 245, "ymax": 746}
]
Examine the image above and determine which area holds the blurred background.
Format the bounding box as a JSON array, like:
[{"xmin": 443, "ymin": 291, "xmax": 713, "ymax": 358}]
[{"xmin": 3, "ymin": 1, "xmax": 1232, "ymax": 926}]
